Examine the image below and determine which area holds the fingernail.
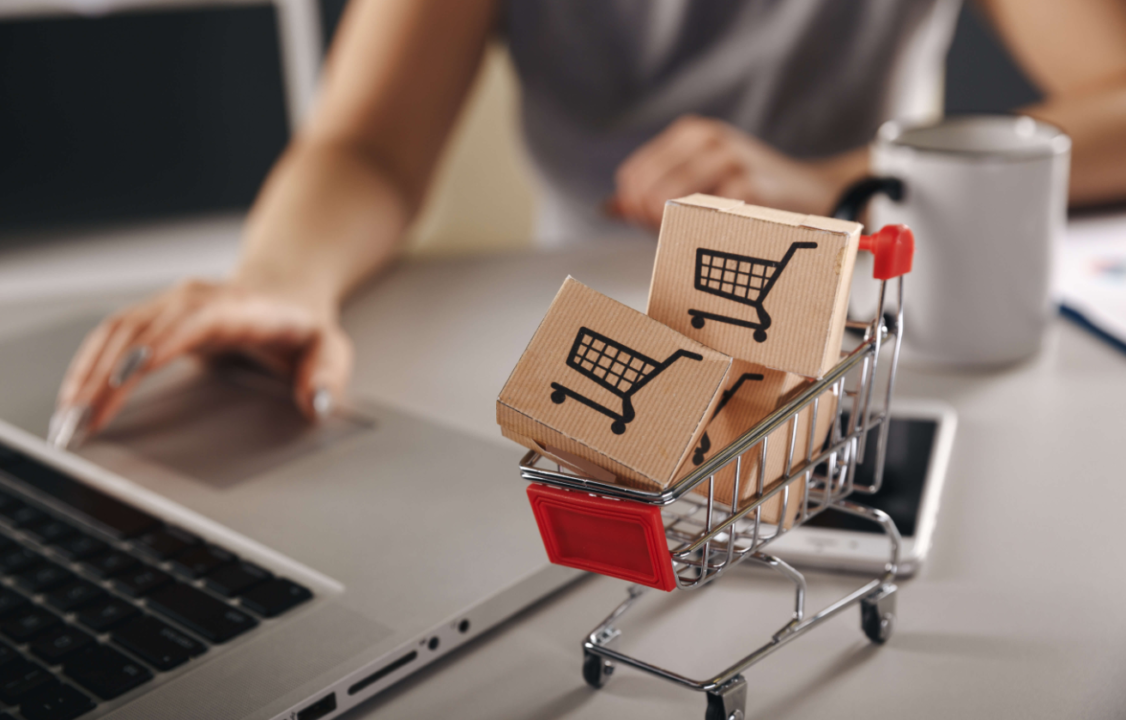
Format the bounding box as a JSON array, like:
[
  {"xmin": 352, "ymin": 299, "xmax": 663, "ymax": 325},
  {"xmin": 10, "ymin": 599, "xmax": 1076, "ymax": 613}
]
[
  {"xmin": 47, "ymin": 405, "xmax": 90, "ymax": 451},
  {"xmin": 110, "ymin": 346, "xmax": 151, "ymax": 389},
  {"xmin": 312, "ymin": 387, "xmax": 334, "ymax": 421}
]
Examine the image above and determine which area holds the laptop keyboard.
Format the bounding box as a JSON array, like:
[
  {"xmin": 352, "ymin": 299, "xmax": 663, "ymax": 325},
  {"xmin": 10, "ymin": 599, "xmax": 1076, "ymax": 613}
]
[{"xmin": 0, "ymin": 446, "xmax": 313, "ymax": 719}]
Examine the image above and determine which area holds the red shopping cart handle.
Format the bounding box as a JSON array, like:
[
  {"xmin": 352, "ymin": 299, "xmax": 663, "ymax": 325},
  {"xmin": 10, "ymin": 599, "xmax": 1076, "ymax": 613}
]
[
  {"xmin": 526, "ymin": 484, "xmax": 677, "ymax": 592},
  {"xmin": 860, "ymin": 224, "xmax": 914, "ymax": 280}
]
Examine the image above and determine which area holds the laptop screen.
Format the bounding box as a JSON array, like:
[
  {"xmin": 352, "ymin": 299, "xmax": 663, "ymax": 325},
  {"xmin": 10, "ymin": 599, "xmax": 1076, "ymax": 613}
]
[{"xmin": 0, "ymin": 5, "xmax": 290, "ymax": 235}]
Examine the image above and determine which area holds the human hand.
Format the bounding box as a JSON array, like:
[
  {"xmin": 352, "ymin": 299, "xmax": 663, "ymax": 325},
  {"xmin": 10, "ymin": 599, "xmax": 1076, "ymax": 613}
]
[
  {"xmin": 608, "ymin": 115, "xmax": 867, "ymax": 231},
  {"xmin": 48, "ymin": 279, "xmax": 353, "ymax": 449}
]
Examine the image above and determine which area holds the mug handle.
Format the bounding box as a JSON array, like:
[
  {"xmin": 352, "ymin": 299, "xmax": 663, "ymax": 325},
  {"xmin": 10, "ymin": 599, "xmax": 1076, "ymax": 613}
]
[
  {"xmin": 831, "ymin": 176, "xmax": 905, "ymax": 223},
  {"xmin": 832, "ymin": 176, "xmax": 914, "ymax": 281}
]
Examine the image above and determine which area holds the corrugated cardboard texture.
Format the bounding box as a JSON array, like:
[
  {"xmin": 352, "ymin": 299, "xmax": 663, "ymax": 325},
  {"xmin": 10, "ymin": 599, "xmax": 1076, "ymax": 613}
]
[
  {"xmin": 498, "ymin": 277, "xmax": 732, "ymax": 491},
  {"xmin": 648, "ymin": 194, "xmax": 860, "ymax": 378},
  {"xmin": 688, "ymin": 360, "xmax": 838, "ymax": 527},
  {"xmin": 501, "ymin": 426, "xmax": 617, "ymax": 484}
]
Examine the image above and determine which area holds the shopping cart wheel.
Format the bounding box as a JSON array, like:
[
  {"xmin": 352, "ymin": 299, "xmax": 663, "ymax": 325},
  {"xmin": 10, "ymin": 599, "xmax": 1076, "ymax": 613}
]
[
  {"xmin": 860, "ymin": 585, "xmax": 897, "ymax": 645},
  {"xmin": 705, "ymin": 675, "xmax": 747, "ymax": 720},
  {"xmin": 551, "ymin": 389, "xmax": 567, "ymax": 404},
  {"xmin": 582, "ymin": 650, "xmax": 614, "ymax": 689},
  {"xmin": 691, "ymin": 315, "xmax": 706, "ymax": 329},
  {"xmin": 752, "ymin": 329, "xmax": 767, "ymax": 343},
  {"xmin": 611, "ymin": 420, "xmax": 627, "ymax": 435}
]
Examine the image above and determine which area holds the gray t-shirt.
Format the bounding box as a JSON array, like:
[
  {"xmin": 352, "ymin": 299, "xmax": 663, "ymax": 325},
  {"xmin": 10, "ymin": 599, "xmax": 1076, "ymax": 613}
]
[{"xmin": 504, "ymin": 0, "xmax": 961, "ymax": 246}]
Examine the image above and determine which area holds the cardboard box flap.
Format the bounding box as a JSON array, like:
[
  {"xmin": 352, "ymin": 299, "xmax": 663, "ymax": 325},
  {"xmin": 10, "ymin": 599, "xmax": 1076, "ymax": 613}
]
[
  {"xmin": 670, "ymin": 193, "xmax": 746, "ymax": 213},
  {"xmin": 669, "ymin": 195, "xmax": 860, "ymax": 238}
]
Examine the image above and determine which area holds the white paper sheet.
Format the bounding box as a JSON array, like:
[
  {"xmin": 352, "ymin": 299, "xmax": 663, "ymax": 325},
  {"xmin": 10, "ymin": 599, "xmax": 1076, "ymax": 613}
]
[{"xmin": 1059, "ymin": 212, "xmax": 1126, "ymax": 352}]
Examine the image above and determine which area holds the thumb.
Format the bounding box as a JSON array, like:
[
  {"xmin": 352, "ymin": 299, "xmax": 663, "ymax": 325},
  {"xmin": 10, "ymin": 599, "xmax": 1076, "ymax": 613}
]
[{"xmin": 294, "ymin": 324, "xmax": 354, "ymax": 421}]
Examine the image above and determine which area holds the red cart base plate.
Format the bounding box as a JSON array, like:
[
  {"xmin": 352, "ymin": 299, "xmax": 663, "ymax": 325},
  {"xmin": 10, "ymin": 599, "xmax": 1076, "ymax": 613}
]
[{"xmin": 526, "ymin": 484, "xmax": 677, "ymax": 591}]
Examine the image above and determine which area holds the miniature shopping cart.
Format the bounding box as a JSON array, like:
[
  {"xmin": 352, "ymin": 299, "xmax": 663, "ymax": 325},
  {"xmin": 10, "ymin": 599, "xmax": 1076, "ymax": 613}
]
[
  {"xmin": 689, "ymin": 242, "xmax": 817, "ymax": 342},
  {"xmin": 550, "ymin": 327, "xmax": 703, "ymax": 435},
  {"xmin": 521, "ymin": 224, "xmax": 914, "ymax": 720}
]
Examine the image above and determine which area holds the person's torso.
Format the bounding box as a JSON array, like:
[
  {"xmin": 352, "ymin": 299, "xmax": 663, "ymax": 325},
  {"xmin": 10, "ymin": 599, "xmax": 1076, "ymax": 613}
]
[{"xmin": 503, "ymin": 0, "xmax": 961, "ymax": 246}]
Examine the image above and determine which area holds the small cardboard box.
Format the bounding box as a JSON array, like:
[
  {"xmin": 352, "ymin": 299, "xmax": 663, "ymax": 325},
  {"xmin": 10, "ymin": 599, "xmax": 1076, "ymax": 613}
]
[
  {"xmin": 498, "ymin": 277, "xmax": 732, "ymax": 493},
  {"xmin": 689, "ymin": 360, "xmax": 839, "ymax": 528},
  {"xmin": 648, "ymin": 194, "xmax": 861, "ymax": 379}
]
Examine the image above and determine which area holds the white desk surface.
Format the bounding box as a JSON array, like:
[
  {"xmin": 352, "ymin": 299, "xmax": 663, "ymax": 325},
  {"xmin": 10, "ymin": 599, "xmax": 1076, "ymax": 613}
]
[{"xmin": 2, "ymin": 225, "xmax": 1126, "ymax": 720}]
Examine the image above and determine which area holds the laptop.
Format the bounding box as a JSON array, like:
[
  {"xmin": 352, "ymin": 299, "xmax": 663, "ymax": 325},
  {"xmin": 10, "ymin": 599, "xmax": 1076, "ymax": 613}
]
[
  {"xmin": 0, "ymin": 3, "xmax": 578, "ymax": 719},
  {"xmin": 0, "ymin": 349, "xmax": 576, "ymax": 720}
]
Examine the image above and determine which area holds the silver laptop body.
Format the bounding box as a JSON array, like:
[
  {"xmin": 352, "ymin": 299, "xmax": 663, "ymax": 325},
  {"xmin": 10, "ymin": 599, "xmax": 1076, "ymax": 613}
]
[{"xmin": 0, "ymin": 305, "xmax": 579, "ymax": 720}]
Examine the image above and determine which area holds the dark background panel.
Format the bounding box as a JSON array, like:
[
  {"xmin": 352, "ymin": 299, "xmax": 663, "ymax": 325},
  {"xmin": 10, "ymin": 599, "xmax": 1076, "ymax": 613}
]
[
  {"xmin": 943, "ymin": 2, "xmax": 1042, "ymax": 114},
  {"xmin": 0, "ymin": 0, "xmax": 1044, "ymax": 237},
  {"xmin": 319, "ymin": 0, "xmax": 349, "ymax": 51},
  {"xmin": 0, "ymin": 5, "xmax": 289, "ymax": 234}
]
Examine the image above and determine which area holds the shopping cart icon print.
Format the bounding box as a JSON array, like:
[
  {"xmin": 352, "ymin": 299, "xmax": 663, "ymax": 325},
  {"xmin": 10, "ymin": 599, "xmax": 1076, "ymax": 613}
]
[
  {"xmin": 550, "ymin": 327, "xmax": 703, "ymax": 435},
  {"xmin": 691, "ymin": 372, "xmax": 764, "ymax": 465},
  {"xmin": 688, "ymin": 242, "xmax": 817, "ymax": 342}
]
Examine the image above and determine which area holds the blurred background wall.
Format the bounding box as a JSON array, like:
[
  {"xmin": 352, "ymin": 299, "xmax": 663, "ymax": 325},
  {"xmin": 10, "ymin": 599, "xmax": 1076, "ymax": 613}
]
[{"xmin": 0, "ymin": 0, "xmax": 1044, "ymax": 256}]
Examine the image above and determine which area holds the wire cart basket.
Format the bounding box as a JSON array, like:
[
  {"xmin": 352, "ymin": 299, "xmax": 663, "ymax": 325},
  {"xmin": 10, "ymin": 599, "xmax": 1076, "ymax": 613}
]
[
  {"xmin": 519, "ymin": 224, "xmax": 915, "ymax": 720},
  {"xmin": 688, "ymin": 241, "xmax": 818, "ymax": 342}
]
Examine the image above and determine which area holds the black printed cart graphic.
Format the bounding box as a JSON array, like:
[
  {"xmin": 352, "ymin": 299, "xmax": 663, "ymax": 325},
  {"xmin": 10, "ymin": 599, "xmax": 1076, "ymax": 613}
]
[
  {"xmin": 692, "ymin": 372, "xmax": 765, "ymax": 465},
  {"xmin": 688, "ymin": 242, "xmax": 817, "ymax": 342},
  {"xmin": 550, "ymin": 327, "xmax": 703, "ymax": 435}
]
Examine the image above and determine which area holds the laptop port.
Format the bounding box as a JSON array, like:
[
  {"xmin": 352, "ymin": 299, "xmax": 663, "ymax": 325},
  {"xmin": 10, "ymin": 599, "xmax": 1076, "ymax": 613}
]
[
  {"xmin": 348, "ymin": 650, "xmax": 418, "ymax": 696},
  {"xmin": 296, "ymin": 692, "xmax": 337, "ymax": 720}
]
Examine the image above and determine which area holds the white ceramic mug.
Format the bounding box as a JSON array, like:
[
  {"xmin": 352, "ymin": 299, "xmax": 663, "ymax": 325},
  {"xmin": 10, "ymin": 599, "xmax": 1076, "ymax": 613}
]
[{"xmin": 838, "ymin": 115, "xmax": 1071, "ymax": 368}]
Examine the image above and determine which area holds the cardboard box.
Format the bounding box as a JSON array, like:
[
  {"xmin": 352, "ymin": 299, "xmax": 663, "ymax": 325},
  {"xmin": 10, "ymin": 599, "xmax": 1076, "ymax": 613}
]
[
  {"xmin": 688, "ymin": 360, "xmax": 839, "ymax": 528},
  {"xmin": 647, "ymin": 194, "xmax": 861, "ymax": 378},
  {"xmin": 498, "ymin": 277, "xmax": 732, "ymax": 493}
]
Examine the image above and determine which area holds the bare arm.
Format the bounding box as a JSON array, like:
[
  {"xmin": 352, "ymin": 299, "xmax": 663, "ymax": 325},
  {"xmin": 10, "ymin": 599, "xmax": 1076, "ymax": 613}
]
[
  {"xmin": 237, "ymin": 0, "xmax": 500, "ymax": 315},
  {"xmin": 51, "ymin": 0, "xmax": 498, "ymax": 443},
  {"xmin": 980, "ymin": 0, "xmax": 1126, "ymax": 207}
]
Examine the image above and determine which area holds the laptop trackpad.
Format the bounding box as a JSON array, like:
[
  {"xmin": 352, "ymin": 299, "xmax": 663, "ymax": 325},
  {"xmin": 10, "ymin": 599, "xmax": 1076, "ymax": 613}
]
[{"xmin": 94, "ymin": 361, "xmax": 372, "ymax": 488}]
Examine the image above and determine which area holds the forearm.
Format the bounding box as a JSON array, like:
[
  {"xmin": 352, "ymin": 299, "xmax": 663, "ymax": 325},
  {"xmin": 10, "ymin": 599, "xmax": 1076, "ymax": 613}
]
[
  {"xmin": 814, "ymin": 147, "xmax": 871, "ymax": 211},
  {"xmin": 1024, "ymin": 82, "xmax": 1126, "ymax": 207},
  {"xmin": 233, "ymin": 138, "xmax": 413, "ymax": 319}
]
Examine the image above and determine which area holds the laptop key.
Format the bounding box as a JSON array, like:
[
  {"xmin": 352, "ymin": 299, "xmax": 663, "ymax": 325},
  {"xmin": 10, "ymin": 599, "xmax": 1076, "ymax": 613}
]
[
  {"xmin": 23, "ymin": 519, "xmax": 77, "ymax": 546},
  {"xmin": 64, "ymin": 644, "xmax": 152, "ymax": 700},
  {"xmin": 0, "ymin": 499, "xmax": 32, "ymax": 525},
  {"xmin": 0, "ymin": 657, "xmax": 58, "ymax": 704},
  {"xmin": 0, "ymin": 641, "xmax": 20, "ymax": 668},
  {"xmin": 110, "ymin": 565, "xmax": 171, "ymax": 598},
  {"xmin": 0, "ymin": 547, "xmax": 42, "ymax": 574},
  {"xmin": 146, "ymin": 583, "xmax": 257, "ymax": 643},
  {"xmin": 1, "ymin": 607, "xmax": 62, "ymax": 642},
  {"xmin": 15, "ymin": 562, "xmax": 76, "ymax": 594},
  {"xmin": 8, "ymin": 506, "xmax": 47, "ymax": 529},
  {"xmin": 0, "ymin": 492, "xmax": 19, "ymax": 516},
  {"xmin": 168, "ymin": 545, "xmax": 235, "ymax": 579},
  {"xmin": 203, "ymin": 562, "xmax": 272, "ymax": 598},
  {"xmin": 3, "ymin": 455, "xmax": 159, "ymax": 540},
  {"xmin": 240, "ymin": 579, "xmax": 313, "ymax": 618},
  {"xmin": 81, "ymin": 551, "xmax": 137, "ymax": 579},
  {"xmin": 29, "ymin": 625, "xmax": 95, "ymax": 666},
  {"xmin": 18, "ymin": 683, "xmax": 95, "ymax": 720},
  {"xmin": 0, "ymin": 589, "xmax": 30, "ymax": 618},
  {"xmin": 76, "ymin": 598, "xmax": 138, "ymax": 633},
  {"xmin": 112, "ymin": 616, "xmax": 205, "ymax": 671},
  {"xmin": 52, "ymin": 534, "xmax": 106, "ymax": 562},
  {"xmin": 44, "ymin": 581, "xmax": 105, "ymax": 613},
  {"xmin": 134, "ymin": 526, "xmax": 199, "ymax": 560}
]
